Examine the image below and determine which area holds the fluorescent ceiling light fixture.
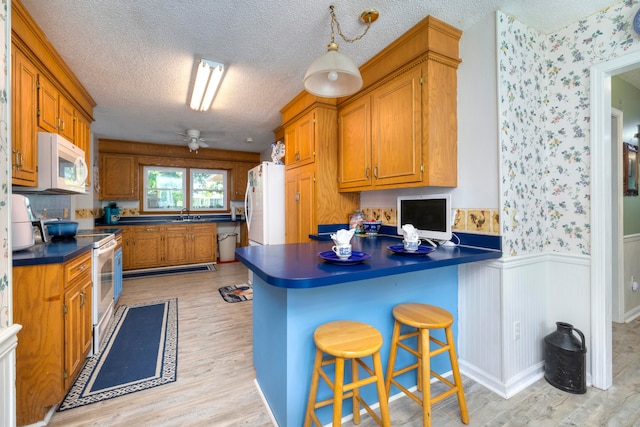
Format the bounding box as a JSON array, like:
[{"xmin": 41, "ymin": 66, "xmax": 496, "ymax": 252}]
[
  {"xmin": 304, "ymin": 5, "xmax": 378, "ymax": 98},
  {"xmin": 190, "ymin": 59, "xmax": 225, "ymax": 111}
]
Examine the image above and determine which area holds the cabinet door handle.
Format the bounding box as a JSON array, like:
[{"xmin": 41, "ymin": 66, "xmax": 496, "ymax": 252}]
[
  {"xmin": 373, "ymin": 167, "xmax": 378, "ymax": 178},
  {"xmin": 295, "ymin": 192, "xmax": 300, "ymax": 202},
  {"xmin": 365, "ymin": 167, "xmax": 369, "ymax": 179},
  {"xmin": 80, "ymin": 291, "xmax": 86, "ymax": 307}
]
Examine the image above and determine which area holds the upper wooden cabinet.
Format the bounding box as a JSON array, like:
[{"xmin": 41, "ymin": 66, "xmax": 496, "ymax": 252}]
[
  {"xmin": 339, "ymin": 67, "xmax": 423, "ymax": 190},
  {"xmin": 11, "ymin": 0, "xmax": 96, "ymax": 187},
  {"xmin": 280, "ymin": 98, "xmax": 359, "ymax": 243},
  {"xmin": 99, "ymin": 153, "xmax": 137, "ymax": 200},
  {"xmin": 11, "ymin": 44, "xmax": 39, "ymax": 186},
  {"xmin": 74, "ymin": 112, "xmax": 92, "ymax": 185},
  {"xmin": 231, "ymin": 162, "xmax": 256, "ymax": 201},
  {"xmin": 337, "ymin": 16, "xmax": 461, "ymax": 192},
  {"xmin": 284, "ymin": 110, "xmax": 316, "ymax": 168}
]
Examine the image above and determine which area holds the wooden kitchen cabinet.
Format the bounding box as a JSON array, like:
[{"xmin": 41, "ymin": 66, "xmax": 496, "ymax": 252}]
[
  {"xmin": 164, "ymin": 224, "xmax": 190, "ymax": 266},
  {"xmin": 231, "ymin": 162, "xmax": 256, "ymax": 201},
  {"xmin": 285, "ymin": 164, "xmax": 315, "ymax": 243},
  {"xmin": 337, "ymin": 17, "xmax": 460, "ymax": 191},
  {"xmin": 130, "ymin": 225, "xmax": 163, "ymax": 269},
  {"xmin": 11, "ymin": 44, "xmax": 39, "ymax": 186},
  {"xmin": 99, "ymin": 153, "xmax": 138, "ymax": 200},
  {"xmin": 126, "ymin": 223, "xmax": 218, "ymax": 270},
  {"xmin": 339, "ymin": 67, "xmax": 426, "ymax": 190},
  {"xmin": 63, "ymin": 252, "xmax": 93, "ymax": 390},
  {"xmin": 190, "ymin": 223, "xmax": 217, "ymax": 263},
  {"xmin": 38, "ymin": 72, "xmax": 60, "ymax": 133},
  {"xmin": 58, "ymin": 94, "xmax": 76, "ymax": 142},
  {"xmin": 13, "ymin": 250, "xmax": 92, "ymax": 426},
  {"xmin": 74, "ymin": 111, "xmax": 92, "ymax": 186},
  {"xmin": 284, "ymin": 109, "xmax": 315, "ymax": 168},
  {"xmin": 281, "ymin": 101, "xmax": 359, "ymax": 243}
]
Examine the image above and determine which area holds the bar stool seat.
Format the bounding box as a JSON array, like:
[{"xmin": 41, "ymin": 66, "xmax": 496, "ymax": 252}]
[
  {"xmin": 304, "ymin": 320, "xmax": 391, "ymax": 427},
  {"xmin": 385, "ymin": 303, "xmax": 469, "ymax": 427}
]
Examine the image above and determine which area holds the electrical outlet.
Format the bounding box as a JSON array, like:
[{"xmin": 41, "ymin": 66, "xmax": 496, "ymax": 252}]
[{"xmin": 513, "ymin": 321, "xmax": 521, "ymax": 341}]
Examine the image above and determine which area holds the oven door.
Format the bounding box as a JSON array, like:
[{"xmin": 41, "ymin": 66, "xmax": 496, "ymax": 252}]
[{"xmin": 93, "ymin": 238, "xmax": 116, "ymax": 352}]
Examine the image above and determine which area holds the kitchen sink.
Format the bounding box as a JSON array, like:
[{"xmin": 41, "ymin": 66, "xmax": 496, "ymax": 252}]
[{"xmin": 170, "ymin": 218, "xmax": 207, "ymax": 223}]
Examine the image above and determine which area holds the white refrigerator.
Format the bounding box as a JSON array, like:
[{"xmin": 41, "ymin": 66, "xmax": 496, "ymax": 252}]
[{"xmin": 244, "ymin": 161, "xmax": 285, "ymax": 246}]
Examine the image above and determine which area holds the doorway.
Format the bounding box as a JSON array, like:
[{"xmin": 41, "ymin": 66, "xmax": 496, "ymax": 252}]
[{"xmin": 591, "ymin": 49, "xmax": 640, "ymax": 390}]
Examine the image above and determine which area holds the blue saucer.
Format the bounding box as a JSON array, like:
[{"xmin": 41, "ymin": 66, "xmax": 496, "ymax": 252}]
[
  {"xmin": 387, "ymin": 245, "xmax": 436, "ymax": 256},
  {"xmin": 318, "ymin": 250, "xmax": 371, "ymax": 265}
]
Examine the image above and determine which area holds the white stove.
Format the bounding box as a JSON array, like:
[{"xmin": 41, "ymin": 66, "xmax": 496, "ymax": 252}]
[{"xmin": 76, "ymin": 229, "xmax": 117, "ymax": 354}]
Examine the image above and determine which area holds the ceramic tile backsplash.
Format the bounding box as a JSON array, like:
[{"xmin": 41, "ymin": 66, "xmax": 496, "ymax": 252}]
[
  {"xmin": 27, "ymin": 194, "xmax": 71, "ymax": 219},
  {"xmin": 366, "ymin": 206, "xmax": 500, "ymax": 235}
]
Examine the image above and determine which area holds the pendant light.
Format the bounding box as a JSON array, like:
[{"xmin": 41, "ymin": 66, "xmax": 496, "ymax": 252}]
[{"xmin": 303, "ymin": 5, "xmax": 379, "ymax": 98}]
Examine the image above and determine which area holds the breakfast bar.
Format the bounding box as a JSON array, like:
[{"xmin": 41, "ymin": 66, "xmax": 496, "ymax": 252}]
[{"xmin": 235, "ymin": 234, "xmax": 501, "ymax": 426}]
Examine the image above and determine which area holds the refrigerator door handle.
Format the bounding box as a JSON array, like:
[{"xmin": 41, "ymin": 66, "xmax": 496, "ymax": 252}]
[{"xmin": 245, "ymin": 179, "xmax": 252, "ymax": 233}]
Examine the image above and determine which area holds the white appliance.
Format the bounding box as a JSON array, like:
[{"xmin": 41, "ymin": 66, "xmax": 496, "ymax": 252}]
[
  {"xmin": 244, "ymin": 162, "xmax": 285, "ymax": 246},
  {"xmin": 75, "ymin": 230, "xmax": 117, "ymax": 354},
  {"xmin": 14, "ymin": 133, "xmax": 87, "ymax": 194},
  {"xmin": 11, "ymin": 194, "xmax": 35, "ymax": 251}
]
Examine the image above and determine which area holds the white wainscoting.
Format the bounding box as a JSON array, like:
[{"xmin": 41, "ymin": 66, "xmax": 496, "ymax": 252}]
[
  {"xmin": 0, "ymin": 324, "xmax": 22, "ymax": 427},
  {"xmin": 624, "ymin": 234, "xmax": 640, "ymax": 322},
  {"xmin": 458, "ymin": 253, "xmax": 590, "ymax": 398}
]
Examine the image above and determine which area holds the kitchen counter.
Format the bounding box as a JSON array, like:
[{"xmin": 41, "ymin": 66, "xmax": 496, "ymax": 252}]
[
  {"xmin": 235, "ymin": 234, "xmax": 501, "ymax": 426},
  {"xmin": 13, "ymin": 237, "xmax": 97, "ymax": 266},
  {"xmin": 94, "ymin": 215, "xmax": 245, "ymax": 227},
  {"xmin": 235, "ymin": 234, "xmax": 501, "ymax": 289},
  {"xmin": 13, "ymin": 228, "xmax": 122, "ymax": 267}
]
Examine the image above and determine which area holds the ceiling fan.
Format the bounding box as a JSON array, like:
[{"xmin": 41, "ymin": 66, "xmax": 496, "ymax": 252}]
[{"xmin": 177, "ymin": 129, "xmax": 216, "ymax": 152}]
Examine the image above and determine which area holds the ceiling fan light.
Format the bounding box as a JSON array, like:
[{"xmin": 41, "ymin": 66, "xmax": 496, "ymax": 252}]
[
  {"xmin": 304, "ymin": 43, "xmax": 363, "ymax": 98},
  {"xmin": 189, "ymin": 59, "xmax": 225, "ymax": 111}
]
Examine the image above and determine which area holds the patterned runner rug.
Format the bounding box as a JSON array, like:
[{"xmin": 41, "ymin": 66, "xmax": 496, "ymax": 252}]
[{"xmin": 58, "ymin": 298, "xmax": 178, "ymax": 411}]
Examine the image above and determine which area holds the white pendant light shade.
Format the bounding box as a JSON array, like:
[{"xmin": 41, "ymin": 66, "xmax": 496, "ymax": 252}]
[{"xmin": 303, "ymin": 43, "xmax": 363, "ymax": 98}]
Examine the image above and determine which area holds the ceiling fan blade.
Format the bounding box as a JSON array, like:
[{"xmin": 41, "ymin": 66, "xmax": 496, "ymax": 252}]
[{"xmin": 198, "ymin": 141, "xmax": 209, "ymax": 148}]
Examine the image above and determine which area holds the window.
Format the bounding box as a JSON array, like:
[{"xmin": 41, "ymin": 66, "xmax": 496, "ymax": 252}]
[
  {"xmin": 191, "ymin": 169, "xmax": 227, "ymax": 210},
  {"xmin": 143, "ymin": 166, "xmax": 185, "ymax": 211},
  {"xmin": 143, "ymin": 166, "xmax": 228, "ymax": 212}
]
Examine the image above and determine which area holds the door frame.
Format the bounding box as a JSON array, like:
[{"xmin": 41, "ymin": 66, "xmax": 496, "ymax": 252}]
[{"xmin": 590, "ymin": 50, "xmax": 640, "ymax": 389}]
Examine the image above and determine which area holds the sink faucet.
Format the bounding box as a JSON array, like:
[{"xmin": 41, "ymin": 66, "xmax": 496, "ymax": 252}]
[{"xmin": 180, "ymin": 208, "xmax": 190, "ymax": 221}]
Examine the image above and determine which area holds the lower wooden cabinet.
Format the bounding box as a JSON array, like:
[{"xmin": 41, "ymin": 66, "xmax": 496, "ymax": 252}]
[
  {"xmin": 125, "ymin": 223, "xmax": 218, "ymax": 270},
  {"xmin": 13, "ymin": 251, "xmax": 92, "ymax": 426}
]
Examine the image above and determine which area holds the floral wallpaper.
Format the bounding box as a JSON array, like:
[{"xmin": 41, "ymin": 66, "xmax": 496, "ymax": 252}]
[
  {"xmin": 0, "ymin": 0, "xmax": 8, "ymax": 330},
  {"xmin": 498, "ymin": 0, "xmax": 640, "ymax": 256}
]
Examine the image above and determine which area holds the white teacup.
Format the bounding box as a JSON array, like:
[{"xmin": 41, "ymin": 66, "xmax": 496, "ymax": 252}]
[
  {"xmin": 403, "ymin": 239, "xmax": 421, "ymax": 252},
  {"xmin": 332, "ymin": 244, "xmax": 352, "ymax": 259}
]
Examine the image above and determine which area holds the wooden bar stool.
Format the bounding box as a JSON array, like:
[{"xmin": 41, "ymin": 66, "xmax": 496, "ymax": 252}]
[
  {"xmin": 385, "ymin": 303, "xmax": 469, "ymax": 426},
  {"xmin": 304, "ymin": 320, "xmax": 391, "ymax": 427}
]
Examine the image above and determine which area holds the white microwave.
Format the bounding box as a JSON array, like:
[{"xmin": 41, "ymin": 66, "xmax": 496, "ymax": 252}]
[{"xmin": 14, "ymin": 133, "xmax": 88, "ymax": 194}]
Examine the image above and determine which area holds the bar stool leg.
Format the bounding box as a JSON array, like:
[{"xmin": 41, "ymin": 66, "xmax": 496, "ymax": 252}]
[
  {"xmin": 304, "ymin": 348, "xmax": 324, "ymax": 427},
  {"xmin": 373, "ymin": 351, "xmax": 392, "ymax": 427},
  {"xmin": 445, "ymin": 325, "xmax": 469, "ymax": 424},
  {"xmin": 333, "ymin": 357, "xmax": 345, "ymax": 426},
  {"xmin": 419, "ymin": 328, "xmax": 431, "ymax": 427},
  {"xmin": 351, "ymin": 358, "xmax": 360, "ymax": 425},
  {"xmin": 385, "ymin": 319, "xmax": 401, "ymax": 396}
]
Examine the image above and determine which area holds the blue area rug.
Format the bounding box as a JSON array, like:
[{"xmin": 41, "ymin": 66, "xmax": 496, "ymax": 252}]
[
  {"xmin": 58, "ymin": 298, "xmax": 178, "ymax": 411},
  {"xmin": 123, "ymin": 263, "xmax": 216, "ymax": 279}
]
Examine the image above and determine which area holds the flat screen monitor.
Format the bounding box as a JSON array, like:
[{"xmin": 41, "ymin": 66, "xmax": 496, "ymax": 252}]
[{"xmin": 396, "ymin": 194, "xmax": 452, "ymax": 242}]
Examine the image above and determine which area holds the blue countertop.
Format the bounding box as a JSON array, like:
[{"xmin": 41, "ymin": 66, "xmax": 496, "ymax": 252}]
[
  {"xmin": 12, "ymin": 228, "xmax": 123, "ymax": 267},
  {"xmin": 95, "ymin": 214, "xmax": 245, "ymax": 227},
  {"xmin": 13, "ymin": 237, "xmax": 97, "ymax": 267},
  {"xmin": 235, "ymin": 234, "xmax": 502, "ymax": 289}
]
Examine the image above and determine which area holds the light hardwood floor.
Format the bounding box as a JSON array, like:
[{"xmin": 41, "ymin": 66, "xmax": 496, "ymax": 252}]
[{"xmin": 48, "ymin": 262, "xmax": 640, "ymax": 426}]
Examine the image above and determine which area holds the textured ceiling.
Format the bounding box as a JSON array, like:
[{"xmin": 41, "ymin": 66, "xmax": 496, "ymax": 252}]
[{"xmin": 19, "ymin": 0, "xmax": 622, "ymax": 154}]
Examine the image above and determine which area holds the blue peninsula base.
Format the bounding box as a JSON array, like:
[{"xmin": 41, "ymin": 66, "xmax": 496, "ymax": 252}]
[{"xmin": 252, "ymin": 265, "xmax": 459, "ymax": 426}]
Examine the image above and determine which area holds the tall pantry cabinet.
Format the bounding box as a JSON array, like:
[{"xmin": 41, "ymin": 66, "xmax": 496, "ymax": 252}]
[{"xmin": 281, "ymin": 95, "xmax": 359, "ymax": 243}]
